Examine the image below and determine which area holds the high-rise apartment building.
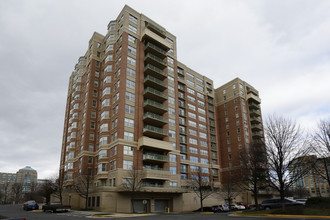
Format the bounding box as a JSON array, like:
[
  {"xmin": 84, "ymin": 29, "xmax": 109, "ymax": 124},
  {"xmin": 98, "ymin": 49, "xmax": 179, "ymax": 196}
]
[{"xmin": 60, "ymin": 5, "xmax": 264, "ymax": 212}]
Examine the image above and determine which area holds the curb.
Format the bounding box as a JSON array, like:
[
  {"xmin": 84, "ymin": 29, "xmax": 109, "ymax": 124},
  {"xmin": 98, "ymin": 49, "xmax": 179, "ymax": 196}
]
[
  {"xmin": 234, "ymin": 213, "xmax": 330, "ymax": 219},
  {"xmin": 90, "ymin": 214, "xmax": 149, "ymax": 218}
]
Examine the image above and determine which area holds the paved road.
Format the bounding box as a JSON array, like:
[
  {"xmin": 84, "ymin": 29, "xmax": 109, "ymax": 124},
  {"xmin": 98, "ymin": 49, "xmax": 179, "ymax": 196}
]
[{"xmin": 0, "ymin": 204, "xmax": 327, "ymax": 220}]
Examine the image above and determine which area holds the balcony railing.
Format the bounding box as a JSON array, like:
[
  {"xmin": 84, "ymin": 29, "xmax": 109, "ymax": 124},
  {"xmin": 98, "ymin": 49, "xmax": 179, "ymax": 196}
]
[
  {"xmin": 144, "ymin": 42, "xmax": 167, "ymax": 58},
  {"xmin": 144, "ymin": 53, "xmax": 167, "ymax": 69},
  {"xmin": 143, "ymin": 112, "xmax": 168, "ymax": 126},
  {"xmin": 144, "ymin": 87, "xmax": 167, "ymax": 102},
  {"xmin": 143, "ymin": 152, "xmax": 168, "ymax": 162},
  {"xmin": 144, "ymin": 75, "xmax": 167, "ymax": 91},
  {"xmin": 143, "ymin": 99, "xmax": 167, "ymax": 114},
  {"xmin": 143, "ymin": 125, "xmax": 168, "ymax": 138},
  {"xmin": 144, "ymin": 63, "xmax": 167, "ymax": 80},
  {"xmin": 247, "ymin": 87, "xmax": 259, "ymax": 96},
  {"xmin": 145, "ymin": 22, "xmax": 166, "ymax": 38}
]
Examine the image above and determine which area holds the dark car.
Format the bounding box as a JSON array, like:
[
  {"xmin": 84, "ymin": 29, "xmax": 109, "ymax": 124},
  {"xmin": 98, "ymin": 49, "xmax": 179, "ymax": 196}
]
[
  {"xmin": 23, "ymin": 200, "xmax": 39, "ymax": 211},
  {"xmin": 261, "ymin": 198, "xmax": 304, "ymax": 209}
]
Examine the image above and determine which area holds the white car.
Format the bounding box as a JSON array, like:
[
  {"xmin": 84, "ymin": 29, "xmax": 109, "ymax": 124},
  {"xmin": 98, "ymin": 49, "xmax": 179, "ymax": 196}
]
[{"xmin": 230, "ymin": 204, "xmax": 246, "ymax": 210}]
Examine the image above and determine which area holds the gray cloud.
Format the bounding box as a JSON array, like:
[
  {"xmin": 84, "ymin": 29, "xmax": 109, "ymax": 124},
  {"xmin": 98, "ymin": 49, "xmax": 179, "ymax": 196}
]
[{"xmin": 0, "ymin": 0, "xmax": 329, "ymax": 178}]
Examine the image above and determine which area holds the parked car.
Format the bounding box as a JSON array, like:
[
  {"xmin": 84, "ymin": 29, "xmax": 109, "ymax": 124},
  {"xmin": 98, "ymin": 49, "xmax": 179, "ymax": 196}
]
[
  {"xmin": 236, "ymin": 202, "xmax": 251, "ymax": 209},
  {"xmin": 261, "ymin": 198, "xmax": 304, "ymax": 209},
  {"xmin": 42, "ymin": 203, "xmax": 71, "ymax": 213},
  {"xmin": 23, "ymin": 200, "xmax": 39, "ymax": 211},
  {"xmin": 212, "ymin": 204, "xmax": 230, "ymax": 212},
  {"xmin": 295, "ymin": 199, "xmax": 307, "ymax": 205},
  {"xmin": 229, "ymin": 204, "xmax": 246, "ymax": 210}
]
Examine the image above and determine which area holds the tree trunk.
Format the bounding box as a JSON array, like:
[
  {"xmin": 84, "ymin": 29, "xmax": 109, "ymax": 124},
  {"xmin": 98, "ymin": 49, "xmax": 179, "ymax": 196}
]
[
  {"xmin": 254, "ymin": 192, "xmax": 259, "ymax": 210},
  {"xmin": 200, "ymin": 195, "xmax": 203, "ymax": 212}
]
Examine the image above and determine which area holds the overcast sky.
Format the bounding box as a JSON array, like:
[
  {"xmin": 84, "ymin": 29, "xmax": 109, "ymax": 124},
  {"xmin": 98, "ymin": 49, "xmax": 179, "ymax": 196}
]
[{"xmin": 1, "ymin": 0, "xmax": 329, "ymax": 179}]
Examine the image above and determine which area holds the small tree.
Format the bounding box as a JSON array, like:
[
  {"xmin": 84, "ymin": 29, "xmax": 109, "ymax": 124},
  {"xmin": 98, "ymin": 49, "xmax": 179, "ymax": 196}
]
[
  {"xmin": 120, "ymin": 169, "xmax": 144, "ymax": 213},
  {"xmin": 265, "ymin": 115, "xmax": 310, "ymax": 210},
  {"xmin": 53, "ymin": 175, "xmax": 64, "ymax": 204},
  {"xmin": 190, "ymin": 167, "xmax": 214, "ymax": 212},
  {"xmin": 219, "ymin": 170, "xmax": 241, "ymax": 207},
  {"xmin": 11, "ymin": 183, "xmax": 23, "ymax": 204},
  {"xmin": 73, "ymin": 173, "xmax": 92, "ymax": 210},
  {"xmin": 239, "ymin": 141, "xmax": 269, "ymax": 209},
  {"xmin": 39, "ymin": 179, "xmax": 56, "ymax": 204}
]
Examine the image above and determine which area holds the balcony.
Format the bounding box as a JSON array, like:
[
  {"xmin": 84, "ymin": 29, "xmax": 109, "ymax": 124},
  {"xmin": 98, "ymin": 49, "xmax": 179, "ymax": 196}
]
[
  {"xmin": 178, "ymin": 93, "xmax": 185, "ymax": 100},
  {"xmin": 212, "ymin": 154, "xmax": 218, "ymax": 159},
  {"xmin": 144, "ymin": 53, "xmax": 167, "ymax": 69},
  {"xmin": 247, "ymin": 87, "xmax": 259, "ymax": 96},
  {"xmin": 143, "ymin": 152, "xmax": 168, "ymax": 163},
  {"xmin": 178, "ymin": 101, "xmax": 185, "ymax": 108},
  {"xmin": 144, "ymin": 99, "xmax": 167, "ymax": 115},
  {"xmin": 179, "ymin": 120, "xmax": 186, "ymax": 126},
  {"xmin": 138, "ymin": 136, "xmax": 172, "ymax": 151},
  {"xmin": 180, "ymin": 148, "xmax": 187, "ymax": 153},
  {"xmin": 145, "ymin": 22, "xmax": 167, "ymax": 38},
  {"xmin": 142, "ymin": 169, "xmax": 170, "ymax": 180},
  {"xmin": 211, "ymin": 145, "xmax": 217, "ymax": 151},
  {"xmin": 144, "ymin": 87, "xmax": 167, "ymax": 102},
  {"xmin": 143, "ymin": 125, "xmax": 168, "ymax": 139},
  {"xmin": 144, "ymin": 64, "xmax": 167, "ymax": 80},
  {"xmin": 248, "ymin": 102, "xmax": 260, "ymax": 110},
  {"xmin": 178, "ymin": 84, "xmax": 185, "ymax": 91},
  {"xmin": 252, "ymin": 131, "xmax": 263, "ymax": 138},
  {"xmin": 144, "ymin": 75, "xmax": 167, "ymax": 91},
  {"xmin": 210, "ymin": 130, "xmax": 215, "ymax": 135},
  {"xmin": 144, "ymin": 42, "xmax": 167, "ymax": 59},
  {"xmin": 247, "ymin": 93, "xmax": 261, "ymax": 104},
  {"xmin": 209, "ymin": 120, "xmax": 215, "ymax": 127},
  {"xmin": 251, "ymin": 124, "xmax": 262, "ymax": 131},
  {"xmin": 178, "ymin": 111, "xmax": 186, "ymax": 117},
  {"xmin": 179, "ymin": 129, "xmax": 187, "ymax": 135},
  {"xmin": 143, "ymin": 112, "xmax": 168, "ymax": 127},
  {"xmin": 250, "ymin": 117, "xmax": 262, "ymax": 124},
  {"xmin": 249, "ymin": 109, "xmax": 261, "ymax": 117}
]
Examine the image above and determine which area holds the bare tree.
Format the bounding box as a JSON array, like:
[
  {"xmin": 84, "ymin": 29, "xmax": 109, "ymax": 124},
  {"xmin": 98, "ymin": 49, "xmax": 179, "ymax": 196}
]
[
  {"xmin": 39, "ymin": 179, "xmax": 56, "ymax": 204},
  {"xmin": 189, "ymin": 167, "xmax": 214, "ymax": 212},
  {"xmin": 53, "ymin": 175, "xmax": 64, "ymax": 204},
  {"xmin": 219, "ymin": 170, "xmax": 241, "ymax": 208},
  {"xmin": 120, "ymin": 169, "xmax": 144, "ymax": 213},
  {"xmin": 264, "ymin": 115, "xmax": 310, "ymax": 209},
  {"xmin": 1, "ymin": 182, "xmax": 10, "ymax": 204},
  {"xmin": 239, "ymin": 141, "xmax": 269, "ymax": 209},
  {"xmin": 11, "ymin": 183, "xmax": 23, "ymax": 204},
  {"xmin": 311, "ymin": 118, "xmax": 330, "ymax": 188},
  {"xmin": 73, "ymin": 174, "xmax": 92, "ymax": 210}
]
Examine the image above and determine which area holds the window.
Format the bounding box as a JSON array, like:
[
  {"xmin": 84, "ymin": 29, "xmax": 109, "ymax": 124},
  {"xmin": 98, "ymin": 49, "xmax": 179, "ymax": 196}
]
[
  {"xmin": 101, "ymin": 111, "xmax": 109, "ymax": 120},
  {"xmin": 200, "ymin": 140, "xmax": 208, "ymax": 147},
  {"xmin": 125, "ymin": 104, "xmax": 135, "ymax": 114},
  {"xmin": 127, "ymin": 56, "xmax": 136, "ymax": 66},
  {"xmin": 168, "ymin": 66, "xmax": 174, "ymax": 74},
  {"xmin": 190, "ymin": 165, "xmax": 199, "ymax": 172},
  {"xmin": 198, "ymin": 115, "xmax": 206, "ymax": 122},
  {"xmin": 105, "ymin": 54, "xmax": 113, "ymax": 62},
  {"xmin": 188, "ymin": 112, "xmax": 196, "ymax": 119},
  {"xmin": 189, "ymin": 129, "xmax": 197, "ymax": 136},
  {"xmin": 91, "ymin": 111, "xmax": 96, "ymax": 118},
  {"xmin": 188, "ymin": 103, "xmax": 196, "ymax": 111},
  {"xmin": 124, "ymin": 118, "xmax": 134, "ymax": 128},
  {"xmin": 128, "ymin": 45, "xmax": 136, "ymax": 55},
  {"xmin": 124, "ymin": 145, "xmax": 134, "ymax": 156},
  {"xmin": 168, "ymin": 86, "xmax": 175, "ymax": 94},
  {"xmin": 128, "ymin": 25, "xmax": 137, "ymax": 34},
  {"xmin": 198, "ymin": 108, "xmax": 205, "ymax": 115},
  {"xmin": 128, "ymin": 35, "xmax": 136, "ymax": 44},
  {"xmin": 100, "ymin": 123, "xmax": 108, "ymax": 132},
  {"xmin": 168, "ymin": 107, "xmax": 175, "ymax": 115},
  {"xmin": 169, "ymin": 118, "xmax": 175, "ymax": 127},
  {"xmin": 188, "ymin": 120, "xmax": 196, "ymax": 127},
  {"xmin": 189, "ymin": 138, "xmax": 197, "ymax": 145},
  {"xmin": 189, "ymin": 147, "xmax": 198, "ymax": 154},
  {"xmin": 199, "ymin": 132, "xmax": 207, "ymax": 139},
  {"xmin": 186, "ymin": 80, "xmax": 194, "ymax": 87},
  {"xmin": 102, "ymin": 87, "xmax": 110, "ymax": 96},
  {"xmin": 197, "ymin": 92, "xmax": 205, "ymax": 99},
  {"xmin": 102, "ymin": 99, "xmax": 110, "ymax": 108},
  {"xmin": 89, "ymin": 133, "xmax": 94, "ymax": 140},
  {"xmin": 190, "ymin": 156, "xmax": 198, "ymax": 163},
  {"xmin": 200, "ymin": 149, "xmax": 208, "ymax": 156},
  {"xmin": 197, "ymin": 100, "xmax": 205, "ymax": 107},
  {"xmin": 126, "ymin": 79, "xmax": 135, "ymax": 89},
  {"xmin": 170, "ymin": 166, "xmax": 177, "ymax": 174},
  {"xmin": 129, "ymin": 14, "xmax": 137, "ymax": 24},
  {"xmin": 123, "ymin": 160, "xmax": 133, "ymax": 170},
  {"xmin": 187, "ymin": 88, "xmax": 195, "ymax": 95},
  {"xmin": 167, "ymin": 57, "xmax": 174, "ymax": 65},
  {"xmin": 124, "ymin": 131, "xmax": 134, "ymax": 141},
  {"xmin": 201, "ymin": 167, "xmax": 209, "ymax": 173},
  {"xmin": 104, "ymin": 76, "xmax": 111, "ymax": 84},
  {"xmin": 168, "ymin": 75, "xmax": 174, "ymax": 84},
  {"xmin": 98, "ymin": 163, "xmax": 107, "ymax": 172},
  {"xmin": 196, "ymin": 77, "xmax": 204, "ymax": 84},
  {"xmin": 99, "ymin": 136, "xmax": 108, "ymax": 145},
  {"xmin": 107, "ymin": 34, "xmax": 114, "ymax": 43},
  {"xmin": 199, "ymin": 124, "xmax": 206, "ymax": 131},
  {"xmin": 169, "ymin": 154, "xmax": 176, "ymax": 162},
  {"xmin": 201, "ymin": 158, "xmax": 209, "ymax": 164},
  {"xmin": 99, "ymin": 149, "xmax": 107, "ymax": 159},
  {"xmin": 196, "ymin": 85, "xmax": 204, "ymax": 92},
  {"xmin": 169, "ymin": 130, "xmax": 176, "ymax": 138},
  {"xmin": 105, "ymin": 44, "xmax": 113, "ymax": 53},
  {"xmin": 127, "ymin": 67, "xmax": 136, "ymax": 78},
  {"xmin": 168, "ymin": 96, "xmax": 175, "ymax": 105},
  {"xmin": 126, "ymin": 91, "xmax": 135, "ymax": 101}
]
